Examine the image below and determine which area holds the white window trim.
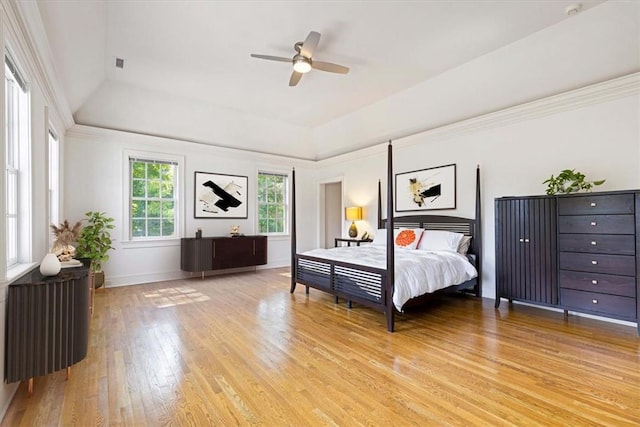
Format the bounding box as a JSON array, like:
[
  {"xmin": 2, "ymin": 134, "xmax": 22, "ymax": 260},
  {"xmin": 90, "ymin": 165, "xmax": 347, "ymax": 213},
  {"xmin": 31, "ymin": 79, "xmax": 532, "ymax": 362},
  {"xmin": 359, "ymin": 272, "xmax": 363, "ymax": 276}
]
[
  {"xmin": 5, "ymin": 49, "xmax": 32, "ymax": 277},
  {"xmin": 122, "ymin": 149, "xmax": 184, "ymax": 248},
  {"xmin": 47, "ymin": 126, "xmax": 60, "ymax": 249},
  {"xmin": 256, "ymin": 167, "xmax": 291, "ymax": 237}
]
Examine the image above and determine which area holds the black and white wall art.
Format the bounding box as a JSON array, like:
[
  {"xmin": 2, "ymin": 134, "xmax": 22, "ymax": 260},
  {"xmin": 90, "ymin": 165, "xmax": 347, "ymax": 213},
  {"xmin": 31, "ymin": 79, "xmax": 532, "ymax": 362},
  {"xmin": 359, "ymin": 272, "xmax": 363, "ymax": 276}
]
[
  {"xmin": 395, "ymin": 164, "xmax": 456, "ymax": 211},
  {"xmin": 194, "ymin": 171, "xmax": 248, "ymax": 218}
]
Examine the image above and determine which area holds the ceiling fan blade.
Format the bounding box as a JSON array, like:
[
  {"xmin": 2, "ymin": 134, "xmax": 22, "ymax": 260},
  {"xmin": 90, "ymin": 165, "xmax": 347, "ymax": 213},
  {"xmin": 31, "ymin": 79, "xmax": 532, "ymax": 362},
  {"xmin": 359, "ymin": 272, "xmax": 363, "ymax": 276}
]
[
  {"xmin": 250, "ymin": 54, "xmax": 291, "ymax": 63},
  {"xmin": 300, "ymin": 31, "xmax": 321, "ymax": 58},
  {"xmin": 289, "ymin": 71, "xmax": 303, "ymax": 87},
  {"xmin": 312, "ymin": 61, "xmax": 350, "ymax": 74}
]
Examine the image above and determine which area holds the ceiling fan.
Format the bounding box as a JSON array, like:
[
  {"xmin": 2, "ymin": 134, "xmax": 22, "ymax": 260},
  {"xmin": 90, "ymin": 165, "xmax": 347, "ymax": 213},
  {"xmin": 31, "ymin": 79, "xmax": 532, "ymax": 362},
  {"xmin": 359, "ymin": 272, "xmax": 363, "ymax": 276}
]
[{"xmin": 250, "ymin": 31, "xmax": 350, "ymax": 87}]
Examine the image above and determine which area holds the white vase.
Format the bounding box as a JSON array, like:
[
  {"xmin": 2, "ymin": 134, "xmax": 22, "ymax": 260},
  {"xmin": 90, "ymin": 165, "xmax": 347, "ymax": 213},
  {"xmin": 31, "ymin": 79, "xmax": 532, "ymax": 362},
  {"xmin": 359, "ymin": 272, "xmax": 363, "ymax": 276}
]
[{"xmin": 40, "ymin": 252, "xmax": 61, "ymax": 276}]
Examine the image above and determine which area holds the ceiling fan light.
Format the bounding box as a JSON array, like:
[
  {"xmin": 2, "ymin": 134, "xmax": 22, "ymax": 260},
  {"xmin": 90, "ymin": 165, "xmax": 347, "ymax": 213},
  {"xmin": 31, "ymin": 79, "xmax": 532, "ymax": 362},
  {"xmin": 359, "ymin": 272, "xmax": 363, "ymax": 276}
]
[{"xmin": 293, "ymin": 58, "xmax": 311, "ymax": 73}]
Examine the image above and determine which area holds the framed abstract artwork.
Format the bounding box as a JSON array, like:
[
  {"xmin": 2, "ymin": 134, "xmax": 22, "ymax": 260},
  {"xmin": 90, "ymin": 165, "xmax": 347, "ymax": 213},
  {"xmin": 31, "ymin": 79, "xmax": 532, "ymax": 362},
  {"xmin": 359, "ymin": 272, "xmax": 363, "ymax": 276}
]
[
  {"xmin": 194, "ymin": 171, "xmax": 248, "ymax": 218},
  {"xmin": 395, "ymin": 164, "xmax": 456, "ymax": 212}
]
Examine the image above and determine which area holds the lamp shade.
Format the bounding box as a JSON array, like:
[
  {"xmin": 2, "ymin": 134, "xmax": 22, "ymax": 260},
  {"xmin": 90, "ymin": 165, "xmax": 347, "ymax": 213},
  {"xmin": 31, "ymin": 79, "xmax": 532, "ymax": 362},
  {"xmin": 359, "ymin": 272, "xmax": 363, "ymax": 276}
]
[{"xmin": 345, "ymin": 206, "xmax": 363, "ymax": 221}]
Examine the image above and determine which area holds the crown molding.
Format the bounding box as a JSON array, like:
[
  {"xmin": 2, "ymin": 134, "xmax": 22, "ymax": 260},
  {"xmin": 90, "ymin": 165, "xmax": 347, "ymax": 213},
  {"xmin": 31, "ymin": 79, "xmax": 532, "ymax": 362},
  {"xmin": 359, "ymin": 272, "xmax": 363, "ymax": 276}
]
[
  {"xmin": 318, "ymin": 71, "xmax": 640, "ymax": 167},
  {"xmin": 400, "ymin": 71, "xmax": 640, "ymax": 145},
  {"xmin": 2, "ymin": 0, "xmax": 74, "ymax": 130},
  {"xmin": 66, "ymin": 124, "xmax": 318, "ymax": 168},
  {"xmin": 69, "ymin": 71, "xmax": 640, "ymax": 170}
]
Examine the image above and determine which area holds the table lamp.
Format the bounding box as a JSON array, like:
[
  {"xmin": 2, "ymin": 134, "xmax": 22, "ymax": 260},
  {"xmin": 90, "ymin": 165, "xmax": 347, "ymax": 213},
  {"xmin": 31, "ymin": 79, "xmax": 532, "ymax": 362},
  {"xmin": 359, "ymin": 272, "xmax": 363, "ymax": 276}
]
[{"xmin": 345, "ymin": 206, "xmax": 363, "ymax": 238}]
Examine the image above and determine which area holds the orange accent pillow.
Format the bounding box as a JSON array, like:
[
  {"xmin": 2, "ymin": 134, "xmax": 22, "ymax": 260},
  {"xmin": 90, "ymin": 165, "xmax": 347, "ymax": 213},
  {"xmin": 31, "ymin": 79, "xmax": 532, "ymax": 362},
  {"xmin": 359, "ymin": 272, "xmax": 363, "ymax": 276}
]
[{"xmin": 394, "ymin": 228, "xmax": 421, "ymax": 250}]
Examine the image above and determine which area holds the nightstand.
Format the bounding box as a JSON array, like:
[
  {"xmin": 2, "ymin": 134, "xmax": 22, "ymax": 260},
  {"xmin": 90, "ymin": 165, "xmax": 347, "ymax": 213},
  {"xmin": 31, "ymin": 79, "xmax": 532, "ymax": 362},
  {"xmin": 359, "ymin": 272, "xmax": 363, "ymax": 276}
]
[{"xmin": 334, "ymin": 237, "xmax": 373, "ymax": 247}]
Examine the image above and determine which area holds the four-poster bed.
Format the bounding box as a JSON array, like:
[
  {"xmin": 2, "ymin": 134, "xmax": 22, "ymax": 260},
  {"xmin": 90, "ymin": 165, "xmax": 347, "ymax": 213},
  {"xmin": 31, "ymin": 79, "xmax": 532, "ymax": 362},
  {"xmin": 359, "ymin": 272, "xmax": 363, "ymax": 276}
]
[{"xmin": 290, "ymin": 142, "xmax": 482, "ymax": 332}]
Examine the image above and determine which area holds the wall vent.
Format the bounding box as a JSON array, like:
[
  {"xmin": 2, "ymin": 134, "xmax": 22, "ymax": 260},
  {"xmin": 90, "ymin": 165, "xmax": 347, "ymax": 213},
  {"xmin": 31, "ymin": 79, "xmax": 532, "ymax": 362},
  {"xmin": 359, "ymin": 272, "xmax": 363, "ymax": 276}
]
[{"xmin": 115, "ymin": 57, "xmax": 125, "ymax": 69}]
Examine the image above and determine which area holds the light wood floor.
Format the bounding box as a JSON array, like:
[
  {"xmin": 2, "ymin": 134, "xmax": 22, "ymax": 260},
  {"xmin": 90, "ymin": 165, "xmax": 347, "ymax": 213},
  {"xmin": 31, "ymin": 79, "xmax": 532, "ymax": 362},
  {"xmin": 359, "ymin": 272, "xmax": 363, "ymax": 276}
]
[{"xmin": 2, "ymin": 267, "xmax": 639, "ymax": 426}]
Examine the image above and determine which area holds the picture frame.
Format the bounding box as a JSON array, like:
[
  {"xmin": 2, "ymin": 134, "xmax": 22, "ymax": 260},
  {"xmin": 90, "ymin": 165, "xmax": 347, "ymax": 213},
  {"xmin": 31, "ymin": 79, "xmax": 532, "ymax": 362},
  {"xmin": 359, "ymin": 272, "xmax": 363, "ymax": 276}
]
[
  {"xmin": 194, "ymin": 171, "xmax": 248, "ymax": 219},
  {"xmin": 395, "ymin": 164, "xmax": 456, "ymax": 212}
]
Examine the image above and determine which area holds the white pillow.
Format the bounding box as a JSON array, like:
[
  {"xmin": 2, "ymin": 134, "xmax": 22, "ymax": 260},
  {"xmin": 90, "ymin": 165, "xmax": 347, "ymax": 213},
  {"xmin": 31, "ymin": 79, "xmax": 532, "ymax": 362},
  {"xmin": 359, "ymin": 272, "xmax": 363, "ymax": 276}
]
[
  {"xmin": 371, "ymin": 229, "xmax": 388, "ymax": 246},
  {"xmin": 417, "ymin": 230, "xmax": 464, "ymax": 252},
  {"xmin": 371, "ymin": 228, "xmax": 423, "ymax": 250}
]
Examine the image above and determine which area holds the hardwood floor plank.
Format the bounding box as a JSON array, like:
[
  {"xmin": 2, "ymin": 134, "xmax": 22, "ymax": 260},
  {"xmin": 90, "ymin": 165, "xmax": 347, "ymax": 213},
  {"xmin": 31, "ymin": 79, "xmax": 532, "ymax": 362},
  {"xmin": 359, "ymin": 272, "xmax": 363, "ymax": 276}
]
[{"xmin": 2, "ymin": 268, "xmax": 638, "ymax": 426}]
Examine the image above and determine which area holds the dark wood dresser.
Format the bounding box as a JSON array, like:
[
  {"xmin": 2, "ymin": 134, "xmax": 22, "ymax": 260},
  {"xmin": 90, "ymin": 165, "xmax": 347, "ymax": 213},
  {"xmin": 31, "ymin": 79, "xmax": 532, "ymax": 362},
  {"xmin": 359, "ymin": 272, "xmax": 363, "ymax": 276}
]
[
  {"xmin": 181, "ymin": 235, "xmax": 267, "ymax": 277},
  {"xmin": 495, "ymin": 190, "xmax": 639, "ymax": 333},
  {"xmin": 6, "ymin": 259, "xmax": 91, "ymax": 394}
]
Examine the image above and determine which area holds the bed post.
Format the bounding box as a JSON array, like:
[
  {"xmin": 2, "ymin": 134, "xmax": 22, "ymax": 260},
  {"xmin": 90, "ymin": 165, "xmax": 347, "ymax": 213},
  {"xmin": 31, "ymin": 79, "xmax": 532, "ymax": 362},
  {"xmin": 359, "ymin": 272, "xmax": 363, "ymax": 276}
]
[
  {"xmin": 386, "ymin": 141, "xmax": 395, "ymax": 332},
  {"xmin": 378, "ymin": 179, "xmax": 382, "ymax": 229},
  {"xmin": 474, "ymin": 165, "xmax": 482, "ymax": 297},
  {"xmin": 290, "ymin": 167, "xmax": 297, "ymax": 293}
]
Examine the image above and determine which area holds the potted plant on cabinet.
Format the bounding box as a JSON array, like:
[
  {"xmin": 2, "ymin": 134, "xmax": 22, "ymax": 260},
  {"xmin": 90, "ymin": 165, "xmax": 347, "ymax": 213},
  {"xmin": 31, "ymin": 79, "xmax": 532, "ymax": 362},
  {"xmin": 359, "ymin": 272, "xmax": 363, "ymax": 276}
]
[
  {"xmin": 543, "ymin": 169, "xmax": 605, "ymax": 195},
  {"xmin": 76, "ymin": 211, "xmax": 115, "ymax": 289}
]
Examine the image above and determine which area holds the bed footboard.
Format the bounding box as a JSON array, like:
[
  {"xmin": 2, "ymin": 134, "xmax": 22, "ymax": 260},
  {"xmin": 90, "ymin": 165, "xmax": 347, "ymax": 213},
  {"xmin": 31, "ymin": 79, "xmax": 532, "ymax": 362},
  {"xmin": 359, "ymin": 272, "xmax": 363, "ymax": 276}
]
[{"xmin": 293, "ymin": 254, "xmax": 395, "ymax": 330}]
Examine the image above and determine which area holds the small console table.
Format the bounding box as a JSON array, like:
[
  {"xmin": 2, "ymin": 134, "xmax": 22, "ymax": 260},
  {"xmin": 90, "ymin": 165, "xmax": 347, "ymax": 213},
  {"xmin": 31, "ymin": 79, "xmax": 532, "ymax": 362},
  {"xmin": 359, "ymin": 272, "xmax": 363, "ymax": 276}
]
[
  {"xmin": 181, "ymin": 235, "xmax": 267, "ymax": 278},
  {"xmin": 5, "ymin": 258, "xmax": 91, "ymax": 394}
]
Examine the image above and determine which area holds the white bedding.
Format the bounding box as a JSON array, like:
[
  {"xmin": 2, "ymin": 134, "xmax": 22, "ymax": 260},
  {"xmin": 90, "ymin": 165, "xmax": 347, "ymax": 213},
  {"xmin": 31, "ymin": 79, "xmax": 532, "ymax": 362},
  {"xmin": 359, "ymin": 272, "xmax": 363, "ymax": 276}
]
[{"xmin": 302, "ymin": 246, "xmax": 478, "ymax": 311}]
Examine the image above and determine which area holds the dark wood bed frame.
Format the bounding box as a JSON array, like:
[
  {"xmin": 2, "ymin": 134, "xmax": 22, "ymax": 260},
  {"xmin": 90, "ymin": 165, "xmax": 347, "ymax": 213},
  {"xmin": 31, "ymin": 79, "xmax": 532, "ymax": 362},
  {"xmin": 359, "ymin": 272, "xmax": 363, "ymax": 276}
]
[{"xmin": 290, "ymin": 142, "xmax": 482, "ymax": 332}]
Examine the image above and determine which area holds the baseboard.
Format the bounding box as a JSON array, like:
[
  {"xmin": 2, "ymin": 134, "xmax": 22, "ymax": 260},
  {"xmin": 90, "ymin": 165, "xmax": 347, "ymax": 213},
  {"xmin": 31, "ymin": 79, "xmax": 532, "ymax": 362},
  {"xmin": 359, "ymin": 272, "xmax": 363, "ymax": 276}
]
[
  {"xmin": 496, "ymin": 298, "xmax": 637, "ymax": 329},
  {"xmin": 106, "ymin": 262, "xmax": 290, "ymax": 287},
  {"xmin": 0, "ymin": 383, "xmax": 20, "ymax": 424}
]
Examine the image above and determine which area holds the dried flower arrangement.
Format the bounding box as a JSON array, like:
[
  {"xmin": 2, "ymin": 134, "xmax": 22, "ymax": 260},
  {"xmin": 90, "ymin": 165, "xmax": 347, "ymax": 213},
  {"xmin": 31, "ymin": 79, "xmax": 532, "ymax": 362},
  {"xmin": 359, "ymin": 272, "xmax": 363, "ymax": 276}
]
[{"xmin": 50, "ymin": 220, "xmax": 82, "ymax": 261}]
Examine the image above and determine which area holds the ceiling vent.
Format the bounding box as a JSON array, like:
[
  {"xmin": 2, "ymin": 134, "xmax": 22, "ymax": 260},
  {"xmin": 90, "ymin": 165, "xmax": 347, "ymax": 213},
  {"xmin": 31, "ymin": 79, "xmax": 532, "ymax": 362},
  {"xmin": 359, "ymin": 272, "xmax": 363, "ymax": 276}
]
[{"xmin": 115, "ymin": 57, "xmax": 125, "ymax": 69}]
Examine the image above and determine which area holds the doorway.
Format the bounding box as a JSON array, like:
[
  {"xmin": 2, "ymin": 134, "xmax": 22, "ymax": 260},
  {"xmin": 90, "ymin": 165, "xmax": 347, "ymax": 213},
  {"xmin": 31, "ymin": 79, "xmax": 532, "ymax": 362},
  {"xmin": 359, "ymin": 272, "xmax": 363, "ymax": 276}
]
[{"xmin": 319, "ymin": 180, "xmax": 342, "ymax": 248}]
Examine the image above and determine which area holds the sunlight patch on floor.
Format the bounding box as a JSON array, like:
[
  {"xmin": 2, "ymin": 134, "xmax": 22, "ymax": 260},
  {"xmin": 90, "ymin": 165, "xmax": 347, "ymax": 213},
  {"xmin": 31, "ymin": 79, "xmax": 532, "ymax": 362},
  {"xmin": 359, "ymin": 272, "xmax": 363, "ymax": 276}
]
[
  {"xmin": 143, "ymin": 286, "xmax": 210, "ymax": 308},
  {"xmin": 280, "ymin": 272, "xmax": 291, "ymax": 278}
]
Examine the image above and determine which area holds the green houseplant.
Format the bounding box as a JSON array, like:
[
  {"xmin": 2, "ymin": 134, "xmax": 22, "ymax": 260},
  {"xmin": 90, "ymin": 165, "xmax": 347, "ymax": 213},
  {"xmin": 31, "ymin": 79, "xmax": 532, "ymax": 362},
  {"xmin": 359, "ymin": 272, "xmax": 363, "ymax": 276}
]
[
  {"xmin": 543, "ymin": 169, "xmax": 605, "ymax": 195},
  {"xmin": 76, "ymin": 211, "xmax": 115, "ymax": 288}
]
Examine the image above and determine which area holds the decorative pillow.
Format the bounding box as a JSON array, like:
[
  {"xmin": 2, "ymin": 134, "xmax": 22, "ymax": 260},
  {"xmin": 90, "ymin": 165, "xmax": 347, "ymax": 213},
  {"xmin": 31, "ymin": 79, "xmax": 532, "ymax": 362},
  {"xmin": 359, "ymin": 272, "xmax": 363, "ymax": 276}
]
[
  {"xmin": 457, "ymin": 235, "xmax": 472, "ymax": 255},
  {"xmin": 394, "ymin": 228, "xmax": 422, "ymax": 250},
  {"xmin": 371, "ymin": 228, "xmax": 423, "ymax": 250},
  {"xmin": 416, "ymin": 230, "xmax": 464, "ymax": 252},
  {"xmin": 371, "ymin": 229, "xmax": 388, "ymax": 246}
]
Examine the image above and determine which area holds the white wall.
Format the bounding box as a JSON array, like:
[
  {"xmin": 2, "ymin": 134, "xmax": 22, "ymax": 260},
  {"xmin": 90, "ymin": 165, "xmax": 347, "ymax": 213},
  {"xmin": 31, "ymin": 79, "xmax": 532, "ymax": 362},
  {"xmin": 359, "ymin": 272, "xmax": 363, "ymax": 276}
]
[
  {"xmin": 316, "ymin": 85, "xmax": 640, "ymax": 299},
  {"xmin": 64, "ymin": 126, "xmax": 316, "ymax": 286}
]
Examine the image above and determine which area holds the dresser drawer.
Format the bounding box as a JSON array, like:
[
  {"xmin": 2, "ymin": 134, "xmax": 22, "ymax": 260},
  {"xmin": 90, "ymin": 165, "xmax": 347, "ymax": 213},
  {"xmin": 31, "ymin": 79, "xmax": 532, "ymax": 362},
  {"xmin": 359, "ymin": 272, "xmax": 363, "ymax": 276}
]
[
  {"xmin": 561, "ymin": 288, "xmax": 636, "ymax": 319},
  {"xmin": 559, "ymin": 270, "xmax": 636, "ymax": 297},
  {"xmin": 557, "ymin": 234, "xmax": 635, "ymax": 255},
  {"xmin": 557, "ymin": 194, "xmax": 634, "ymax": 215},
  {"xmin": 557, "ymin": 214, "xmax": 634, "ymax": 234},
  {"xmin": 559, "ymin": 252, "xmax": 635, "ymax": 276}
]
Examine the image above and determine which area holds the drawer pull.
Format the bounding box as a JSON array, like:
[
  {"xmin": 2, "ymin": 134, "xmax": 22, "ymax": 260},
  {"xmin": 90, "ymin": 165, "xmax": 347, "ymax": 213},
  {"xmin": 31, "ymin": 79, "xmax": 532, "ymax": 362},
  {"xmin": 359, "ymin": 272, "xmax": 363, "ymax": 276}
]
[
  {"xmin": 590, "ymin": 202, "xmax": 597, "ymax": 207},
  {"xmin": 591, "ymin": 260, "xmax": 598, "ymax": 265},
  {"xmin": 592, "ymin": 299, "xmax": 598, "ymax": 304},
  {"xmin": 591, "ymin": 241, "xmax": 597, "ymax": 246},
  {"xmin": 524, "ymin": 238, "xmax": 529, "ymax": 243},
  {"xmin": 519, "ymin": 238, "xmax": 524, "ymax": 242},
  {"xmin": 591, "ymin": 280, "xmax": 598, "ymax": 285},
  {"xmin": 590, "ymin": 221, "xmax": 597, "ymax": 227}
]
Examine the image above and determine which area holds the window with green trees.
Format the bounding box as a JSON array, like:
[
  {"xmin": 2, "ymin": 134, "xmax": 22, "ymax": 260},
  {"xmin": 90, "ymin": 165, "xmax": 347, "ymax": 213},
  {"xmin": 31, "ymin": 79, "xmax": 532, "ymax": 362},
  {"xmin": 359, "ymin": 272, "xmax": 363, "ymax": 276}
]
[
  {"xmin": 130, "ymin": 158, "xmax": 177, "ymax": 238},
  {"xmin": 257, "ymin": 172, "xmax": 288, "ymax": 234}
]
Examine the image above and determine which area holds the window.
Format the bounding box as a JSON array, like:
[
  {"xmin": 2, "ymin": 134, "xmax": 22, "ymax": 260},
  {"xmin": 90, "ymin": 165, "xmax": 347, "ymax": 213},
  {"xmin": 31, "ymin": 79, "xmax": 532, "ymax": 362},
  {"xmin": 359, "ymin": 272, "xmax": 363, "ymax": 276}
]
[
  {"xmin": 129, "ymin": 157, "xmax": 178, "ymax": 239},
  {"xmin": 48, "ymin": 129, "xmax": 59, "ymax": 248},
  {"xmin": 257, "ymin": 172, "xmax": 288, "ymax": 234},
  {"xmin": 5, "ymin": 54, "xmax": 30, "ymax": 268}
]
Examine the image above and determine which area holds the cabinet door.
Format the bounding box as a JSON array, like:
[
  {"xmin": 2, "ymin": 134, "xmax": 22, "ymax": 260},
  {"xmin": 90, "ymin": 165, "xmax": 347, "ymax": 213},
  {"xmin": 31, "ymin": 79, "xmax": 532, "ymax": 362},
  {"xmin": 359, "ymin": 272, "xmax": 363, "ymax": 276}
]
[
  {"xmin": 254, "ymin": 236, "xmax": 268, "ymax": 265},
  {"xmin": 213, "ymin": 237, "xmax": 255, "ymax": 269},
  {"xmin": 495, "ymin": 197, "xmax": 557, "ymax": 305},
  {"xmin": 181, "ymin": 238, "xmax": 213, "ymax": 272}
]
